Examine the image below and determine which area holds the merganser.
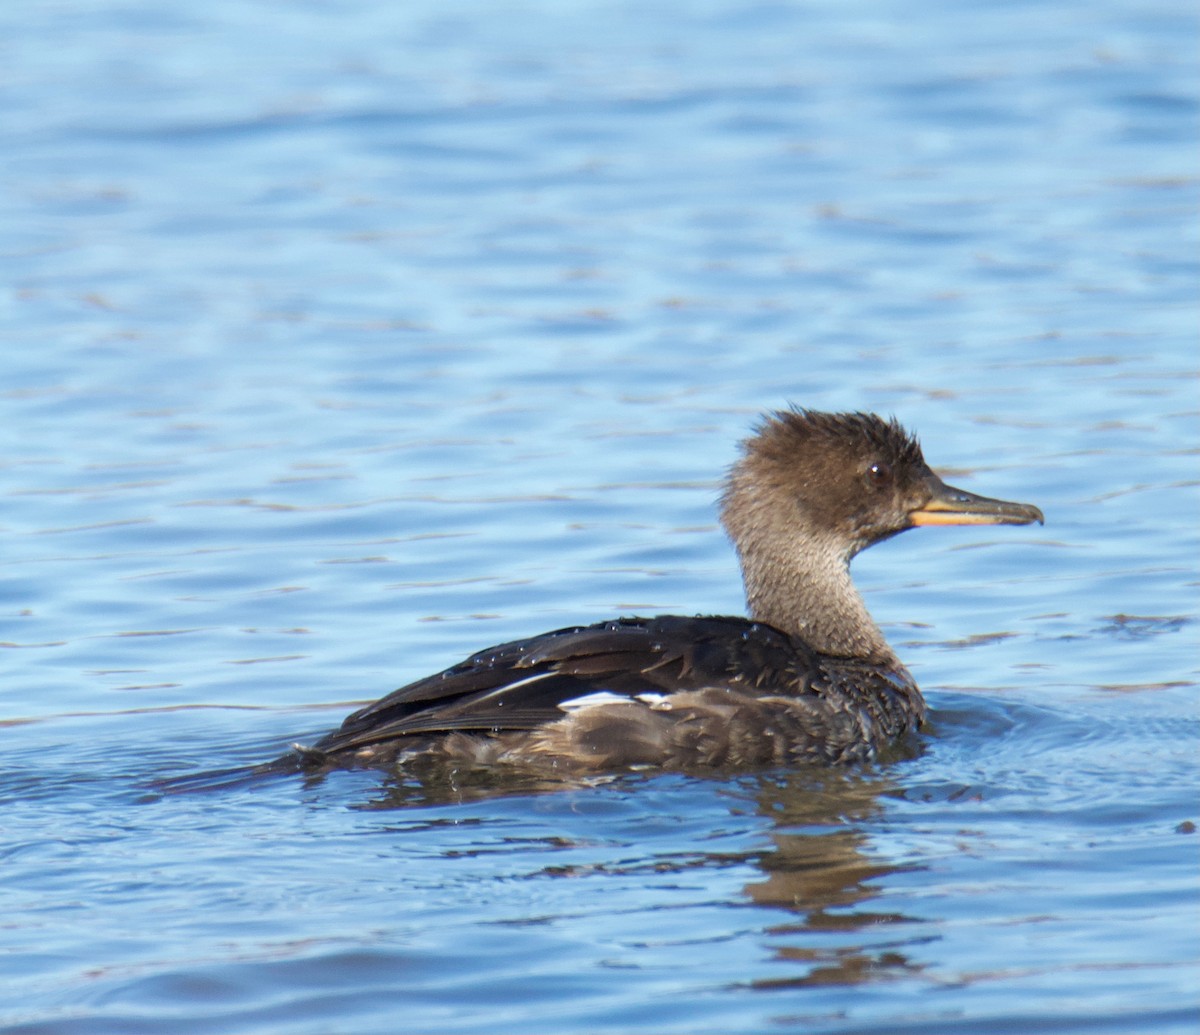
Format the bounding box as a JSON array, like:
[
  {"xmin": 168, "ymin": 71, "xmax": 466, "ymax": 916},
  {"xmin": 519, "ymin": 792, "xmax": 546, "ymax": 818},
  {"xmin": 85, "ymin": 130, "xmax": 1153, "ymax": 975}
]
[{"xmin": 293, "ymin": 409, "xmax": 1043, "ymax": 773}]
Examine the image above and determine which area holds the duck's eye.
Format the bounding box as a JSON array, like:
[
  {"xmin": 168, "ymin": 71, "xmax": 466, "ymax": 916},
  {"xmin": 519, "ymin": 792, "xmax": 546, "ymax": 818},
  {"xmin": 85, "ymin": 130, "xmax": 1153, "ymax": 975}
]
[{"xmin": 865, "ymin": 461, "xmax": 893, "ymax": 489}]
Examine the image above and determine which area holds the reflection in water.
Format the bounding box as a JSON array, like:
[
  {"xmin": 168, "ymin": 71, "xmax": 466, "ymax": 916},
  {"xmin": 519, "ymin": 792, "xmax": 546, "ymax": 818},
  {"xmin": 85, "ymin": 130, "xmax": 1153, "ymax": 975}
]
[
  {"xmin": 315, "ymin": 752, "xmax": 932, "ymax": 991},
  {"xmin": 158, "ymin": 745, "xmax": 931, "ymax": 992},
  {"xmin": 344, "ymin": 755, "xmax": 627, "ymax": 809},
  {"xmin": 743, "ymin": 769, "xmax": 928, "ymax": 989}
]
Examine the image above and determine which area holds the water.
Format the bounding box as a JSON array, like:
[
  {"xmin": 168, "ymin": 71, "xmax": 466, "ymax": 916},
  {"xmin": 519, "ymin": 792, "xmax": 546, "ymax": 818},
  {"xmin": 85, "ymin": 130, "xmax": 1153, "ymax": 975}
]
[{"xmin": 2, "ymin": 0, "xmax": 1198, "ymax": 1032}]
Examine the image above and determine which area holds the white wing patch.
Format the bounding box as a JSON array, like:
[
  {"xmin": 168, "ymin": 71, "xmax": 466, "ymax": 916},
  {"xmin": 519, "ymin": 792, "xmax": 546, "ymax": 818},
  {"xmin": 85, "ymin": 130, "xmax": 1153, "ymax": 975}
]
[
  {"xmin": 557, "ymin": 691, "xmax": 630, "ymax": 713},
  {"xmin": 557, "ymin": 690, "xmax": 676, "ymax": 714},
  {"xmin": 635, "ymin": 693, "xmax": 670, "ymax": 708}
]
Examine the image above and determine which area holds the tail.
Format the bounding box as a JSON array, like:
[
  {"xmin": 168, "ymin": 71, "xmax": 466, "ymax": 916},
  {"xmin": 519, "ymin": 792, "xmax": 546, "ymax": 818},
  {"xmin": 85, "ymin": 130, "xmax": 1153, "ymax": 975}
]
[{"xmin": 148, "ymin": 743, "xmax": 325, "ymax": 796}]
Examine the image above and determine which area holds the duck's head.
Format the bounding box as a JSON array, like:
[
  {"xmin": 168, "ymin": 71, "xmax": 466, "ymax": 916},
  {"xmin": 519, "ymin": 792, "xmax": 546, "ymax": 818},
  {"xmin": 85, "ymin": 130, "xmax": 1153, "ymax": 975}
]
[{"xmin": 721, "ymin": 408, "xmax": 1043, "ymax": 565}]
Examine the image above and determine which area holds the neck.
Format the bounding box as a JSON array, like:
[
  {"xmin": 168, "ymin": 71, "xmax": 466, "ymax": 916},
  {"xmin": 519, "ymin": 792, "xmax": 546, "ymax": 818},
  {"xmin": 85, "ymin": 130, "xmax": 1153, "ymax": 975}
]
[{"xmin": 735, "ymin": 531, "xmax": 895, "ymax": 662}]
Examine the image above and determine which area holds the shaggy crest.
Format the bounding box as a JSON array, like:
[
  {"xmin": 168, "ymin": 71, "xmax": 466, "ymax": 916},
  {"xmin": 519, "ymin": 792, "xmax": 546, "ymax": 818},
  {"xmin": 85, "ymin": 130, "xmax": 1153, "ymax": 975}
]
[{"xmin": 745, "ymin": 408, "xmax": 924, "ymax": 470}]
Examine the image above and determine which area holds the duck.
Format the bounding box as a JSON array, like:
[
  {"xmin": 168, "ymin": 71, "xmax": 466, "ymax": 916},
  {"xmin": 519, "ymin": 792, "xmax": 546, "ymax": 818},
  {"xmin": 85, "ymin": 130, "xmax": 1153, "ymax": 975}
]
[{"xmin": 292, "ymin": 408, "xmax": 1043, "ymax": 774}]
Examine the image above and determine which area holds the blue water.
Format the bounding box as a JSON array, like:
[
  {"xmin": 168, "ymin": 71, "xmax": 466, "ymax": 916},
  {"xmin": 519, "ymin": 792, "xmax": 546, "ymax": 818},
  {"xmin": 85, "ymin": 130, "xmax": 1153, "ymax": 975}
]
[{"xmin": 3, "ymin": 0, "xmax": 1198, "ymax": 1032}]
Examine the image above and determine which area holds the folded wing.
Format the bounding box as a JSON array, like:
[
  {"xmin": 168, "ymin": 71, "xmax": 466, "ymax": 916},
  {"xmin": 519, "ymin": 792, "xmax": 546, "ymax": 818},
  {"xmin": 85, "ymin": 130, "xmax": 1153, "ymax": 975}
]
[{"xmin": 304, "ymin": 615, "xmax": 816, "ymax": 759}]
